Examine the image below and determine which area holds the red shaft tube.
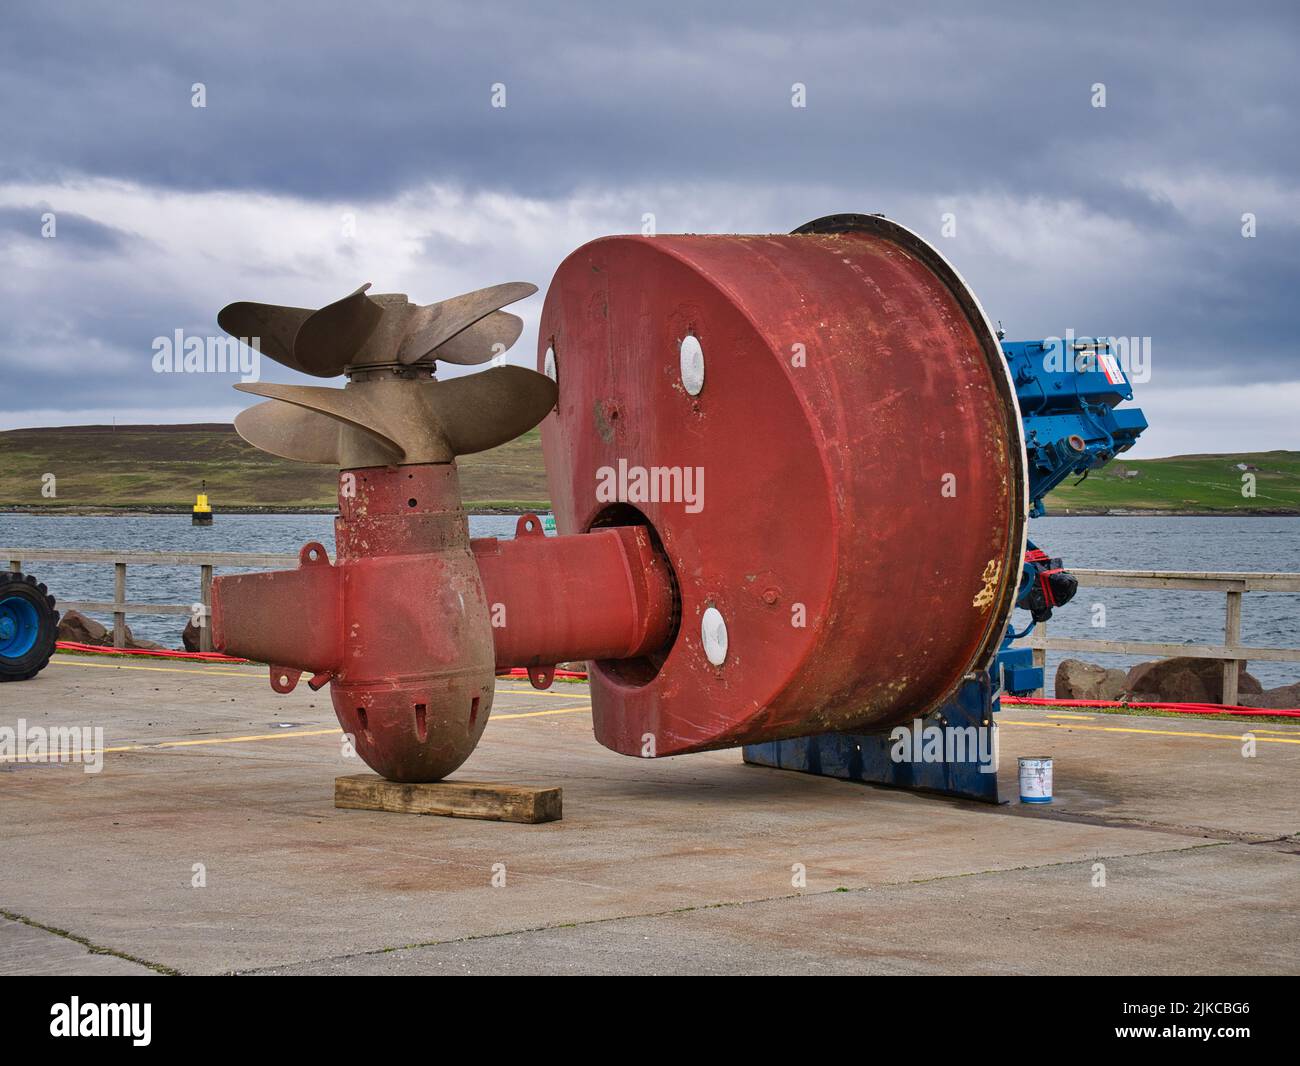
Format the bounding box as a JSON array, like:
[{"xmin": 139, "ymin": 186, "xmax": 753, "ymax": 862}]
[{"xmin": 473, "ymin": 525, "xmax": 676, "ymax": 669}]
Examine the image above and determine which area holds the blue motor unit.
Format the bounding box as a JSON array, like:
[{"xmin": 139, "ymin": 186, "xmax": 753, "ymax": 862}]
[
  {"xmin": 1002, "ymin": 336, "xmax": 1148, "ymax": 517},
  {"xmin": 744, "ymin": 330, "xmax": 1148, "ymax": 801},
  {"xmin": 1000, "ymin": 334, "xmax": 1147, "ymax": 695}
]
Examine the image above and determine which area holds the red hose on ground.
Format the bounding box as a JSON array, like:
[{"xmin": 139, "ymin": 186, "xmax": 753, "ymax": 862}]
[
  {"xmin": 1002, "ymin": 695, "xmax": 1300, "ymax": 718},
  {"xmin": 55, "ymin": 640, "xmax": 251, "ymax": 664}
]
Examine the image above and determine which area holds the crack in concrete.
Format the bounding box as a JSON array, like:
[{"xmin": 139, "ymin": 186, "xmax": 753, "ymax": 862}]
[
  {"xmin": 1002, "ymin": 804, "xmax": 1298, "ymax": 844},
  {"xmin": 233, "ymin": 838, "xmax": 1235, "ymax": 975},
  {"xmin": 0, "ymin": 908, "xmax": 178, "ymax": 976}
]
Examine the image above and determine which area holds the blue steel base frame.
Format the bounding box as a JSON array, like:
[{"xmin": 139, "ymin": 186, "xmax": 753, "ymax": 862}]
[
  {"xmin": 742, "ymin": 645, "xmax": 1041, "ymax": 804},
  {"xmin": 742, "ymin": 674, "xmax": 1001, "ymax": 803}
]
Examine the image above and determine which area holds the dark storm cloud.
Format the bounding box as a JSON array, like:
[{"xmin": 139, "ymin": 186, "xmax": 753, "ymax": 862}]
[
  {"xmin": 0, "ymin": 1, "xmax": 1296, "ymax": 446},
  {"xmin": 3, "ymin": 1, "xmax": 1295, "ymax": 201},
  {"xmin": 0, "ymin": 205, "xmax": 133, "ymax": 251},
  {"xmin": 0, "ymin": 269, "xmax": 236, "ymax": 422}
]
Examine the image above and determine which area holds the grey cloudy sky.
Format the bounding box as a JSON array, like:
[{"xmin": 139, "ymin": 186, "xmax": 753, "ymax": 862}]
[{"xmin": 1, "ymin": 0, "xmax": 1296, "ymax": 457}]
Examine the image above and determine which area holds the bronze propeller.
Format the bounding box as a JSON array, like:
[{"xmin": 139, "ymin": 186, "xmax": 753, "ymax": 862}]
[{"xmin": 217, "ymin": 282, "xmax": 557, "ymax": 468}]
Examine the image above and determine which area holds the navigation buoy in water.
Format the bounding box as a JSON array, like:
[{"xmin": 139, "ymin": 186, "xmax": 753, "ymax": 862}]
[{"xmin": 192, "ymin": 481, "xmax": 213, "ymax": 526}]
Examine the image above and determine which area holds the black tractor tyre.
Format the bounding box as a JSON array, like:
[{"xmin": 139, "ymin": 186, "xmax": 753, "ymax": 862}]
[{"xmin": 0, "ymin": 571, "xmax": 59, "ymax": 682}]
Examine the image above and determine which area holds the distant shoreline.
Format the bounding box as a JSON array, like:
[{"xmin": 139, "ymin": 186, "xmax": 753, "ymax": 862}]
[
  {"xmin": 4, "ymin": 427, "xmax": 1296, "ymax": 517},
  {"xmin": 0, "ymin": 504, "xmax": 547, "ymax": 517},
  {"xmin": 2, "ymin": 506, "xmax": 1297, "ymax": 518}
]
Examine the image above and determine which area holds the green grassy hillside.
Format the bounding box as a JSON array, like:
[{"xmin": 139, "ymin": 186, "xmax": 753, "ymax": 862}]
[
  {"xmin": 1, "ymin": 426, "xmax": 1295, "ymax": 515},
  {"xmin": 0, "ymin": 424, "xmax": 550, "ymax": 512},
  {"xmin": 1044, "ymin": 451, "xmax": 1300, "ymax": 514}
]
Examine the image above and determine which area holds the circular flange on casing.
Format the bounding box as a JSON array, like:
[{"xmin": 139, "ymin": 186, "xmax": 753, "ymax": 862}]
[{"xmin": 539, "ymin": 218, "xmax": 1026, "ymax": 758}]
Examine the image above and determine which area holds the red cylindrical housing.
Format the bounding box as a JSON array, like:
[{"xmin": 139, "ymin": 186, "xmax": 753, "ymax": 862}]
[
  {"xmin": 473, "ymin": 524, "xmax": 676, "ymax": 670},
  {"xmin": 539, "ymin": 218, "xmax": 1028, "ymax": 758}
]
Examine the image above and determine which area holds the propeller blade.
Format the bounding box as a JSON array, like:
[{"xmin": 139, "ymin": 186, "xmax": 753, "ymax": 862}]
[
  {"xmin": 223, "ymin": 282, "xmax": 551, "ymax": 469},
  {"xmin": 235, "ymin": 382, "xmax": 404, "ymax": 460},
  {"xmin": 397, "ymin": 282, "xmax": 537, "ymax": 364},
  {"xmin": 422, "ymin": 366, "xmax": 558, "ymax": 456},
  {"xmin": 292, "ymin": 284, "xmax": 384, "ymax": 377},
  {"xmin": 429, "ymin": 311, "xmax": 525, "ymax": 365},
  {"xmin": 234, "ymin": 400, "xmax": 340, "ymax": 465},
  {"xmin": 233, "ymin": 367, "xmax": 556, "ymax": 466},
  {"xmin": 217, "ymin": 301, "xmax": 315, "ymax": 375}
]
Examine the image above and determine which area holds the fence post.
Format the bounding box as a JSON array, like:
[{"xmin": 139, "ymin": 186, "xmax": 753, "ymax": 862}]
[
  {"xmin": 199, "ymin": 564, "xmax": 214, "ymax": 653},
  {"xmin": 1222, "ymin": 588, "xmax": 1243, "ymax": 705},
  {"xmin": 1032, "ymin": 620, "xmax": 1047, "ymax": 697},
  {"xmin": 9, "ymin": 559, "xmax": 20, "ymax": 573},
  {"xmin": 113, "ymin": 562, "xmax": 127, "ymax": 649}
]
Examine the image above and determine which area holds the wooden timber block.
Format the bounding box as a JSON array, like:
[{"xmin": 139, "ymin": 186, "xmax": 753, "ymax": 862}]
[{"xmin": 334, "ymin": 774, "xmax": 562, "ymax": 823}]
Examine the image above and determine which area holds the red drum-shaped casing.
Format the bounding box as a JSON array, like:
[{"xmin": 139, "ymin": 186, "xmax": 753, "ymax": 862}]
[{"xmin": 539, "ymin": 216, "xmax": 1026, "ymax": 757}]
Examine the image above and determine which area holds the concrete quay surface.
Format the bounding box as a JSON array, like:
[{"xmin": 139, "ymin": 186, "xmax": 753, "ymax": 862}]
[{"xmin": 1, "ymin": 653, "xmax": 1296, "ymax": 975}]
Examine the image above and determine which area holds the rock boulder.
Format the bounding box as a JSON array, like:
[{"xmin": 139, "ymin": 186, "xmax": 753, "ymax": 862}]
[
  {"xmin": 1125, "ymin": 657, "xmax": 1262, "ymax": 704},
  {"xmin": 56, "ymin": 609, "xmax": 109, "ymax": 645},
  {"xmin": 55, "ymin": 609, "xmax": 166, "ymax": 651},
  {"xmin": 1239, "ymin": 681, "xmax": 1300, "ymax": 711},
  {"xmin": 1055, "ymin": 658, "xmax": 1129, "ymax": 701}
]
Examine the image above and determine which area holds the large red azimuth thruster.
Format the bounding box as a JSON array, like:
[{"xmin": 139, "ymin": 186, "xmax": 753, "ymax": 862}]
[{"xmin": 211, "ymin": 214, "xmax": 1025, "ymax": 782}]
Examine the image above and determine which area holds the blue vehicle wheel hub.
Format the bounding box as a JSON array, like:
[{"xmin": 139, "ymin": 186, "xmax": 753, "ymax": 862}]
[
  {"xmin": 0, "ymin": 595, "xmax": 39, "ymax": 657},
  {"xmin": 0, "ymin": 572, "xmax": 59, "ymax": 681}
]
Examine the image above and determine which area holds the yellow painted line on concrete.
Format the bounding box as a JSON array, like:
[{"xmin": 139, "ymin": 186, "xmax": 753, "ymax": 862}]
[
  {"xmin": 38, "ymin": 659, "xmax": 1298, "ymax": 748},
  {"xmin": 0, "ymin": 728, "xmax": 339, "ymax": 763},
  {"xmin": 50, "ymin": 657, "xmax": 594, "ymax": 699},
  {"xmin": 495, "ymin": 704, "xmax": 590, "ymax": 718},
  {"xmin": 1001, "ymin": 718, "xmax": 1300, "ymax": 745},
  {"xmin": 0, "ymin": 704, "xmax": 592, "ymax": 764},
  {"xmin": 494, "ymin": 685, "xmax": 592, "ymax": 700},
  {"xmin": 51, "ymin": 657, "xmax": 263, "ymax": 678},
  {"xmin": 107, "ymin": 728, "xmax": 341, "ymax": 753}
]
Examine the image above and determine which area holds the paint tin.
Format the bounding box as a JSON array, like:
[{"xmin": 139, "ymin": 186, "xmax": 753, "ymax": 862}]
[{"xmin": 1018, "ymin": 756, "xmax": 1053, "ymax": 803}]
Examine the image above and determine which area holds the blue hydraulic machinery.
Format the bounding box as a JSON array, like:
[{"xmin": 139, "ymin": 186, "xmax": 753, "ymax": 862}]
[{"xmin": 744, "ymin": 332, "xmax": 1148, "ymax": 801}]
